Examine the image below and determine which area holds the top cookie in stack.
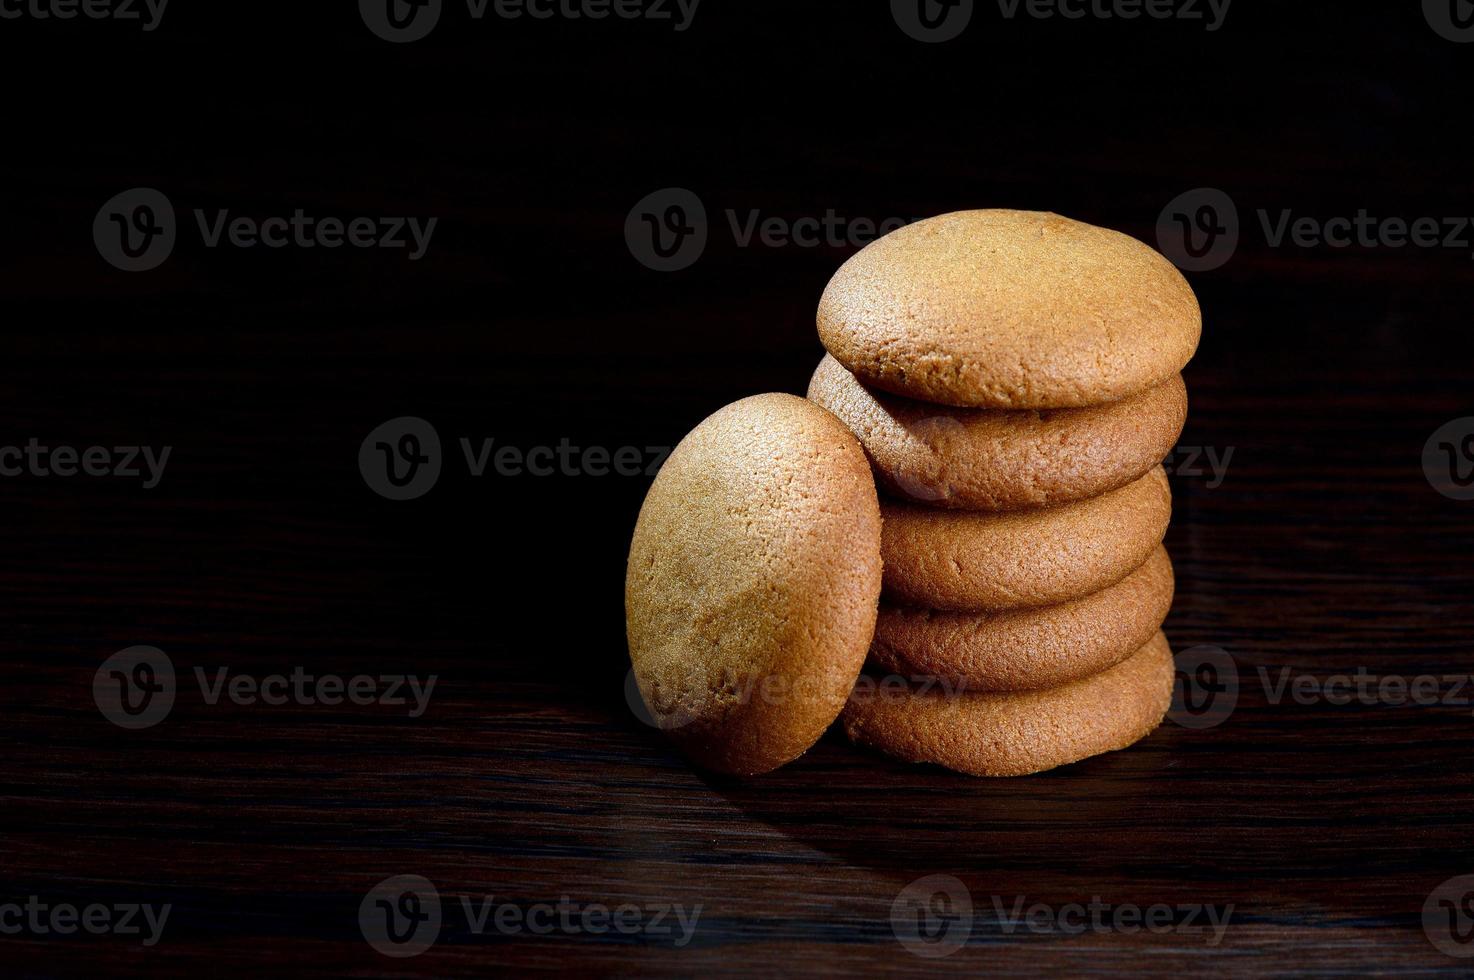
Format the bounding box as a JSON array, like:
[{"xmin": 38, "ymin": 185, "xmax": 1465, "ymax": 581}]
[{"xmin": 816, "ymin": 209, "xmax": 1199, "ymax": 411}]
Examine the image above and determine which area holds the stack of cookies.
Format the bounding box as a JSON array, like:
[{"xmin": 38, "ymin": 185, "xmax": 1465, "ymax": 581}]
[
  {"xmin": 808, "ymin": 210, "xmax": 1199, "ymax": 776},
  {"xmin": 625, "ymin": 209, "xmax": 1198, "ymax": 779}
]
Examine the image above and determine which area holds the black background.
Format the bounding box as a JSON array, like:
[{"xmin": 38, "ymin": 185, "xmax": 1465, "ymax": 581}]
[{"xmin": 3, "ymin": 1, "xmax": 1474, "ymax": 975}]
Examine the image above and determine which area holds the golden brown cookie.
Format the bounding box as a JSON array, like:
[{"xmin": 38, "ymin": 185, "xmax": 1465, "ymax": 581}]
[
  {"xmin": 625, "ymin": 393, "xmax": 882, "ymax": 776},
  {"xmin": 870, "ymin": 545, "xmax": 1174, "ymax": 691},
  {"xmin": 881, "ymin": 466, "xmax": 1172, "ymax": 611},
  {"xmin": 817, "ymin": 209, "xmax": 1201, "ymax": 409},
  {"xmin": 807, "ymin": 353, "xmax": 1186, "ymax": 510},
  {"xmin": 842, "ymin": 630, "xmax": 1175, "ymax": 777}
]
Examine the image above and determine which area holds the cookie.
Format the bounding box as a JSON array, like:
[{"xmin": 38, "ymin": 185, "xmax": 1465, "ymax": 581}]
[
  {"xmin": 870, "ymin": 545, "xmax": 1174, "ymax": 691},
  {"xmin": 625, "ymin": 393, "xmax": 883, "ymax": 776},
  {"xmin": 807, "ymin": 353, "xmax": 1186, "ymax": 510},
  {"xmin": 843, "ymin": 630, "xmax": 1175, "ymax": 777},
  {"xmin": 817, "ymin": 209, "xmax": 1201, "ymax": 409},
  {"xmin": 881, "ymin": 466, "xmax": 1171, "ymax": 611}
]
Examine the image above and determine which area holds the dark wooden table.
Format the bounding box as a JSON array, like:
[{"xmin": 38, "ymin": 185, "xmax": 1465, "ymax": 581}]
[{"xmin": 3, "ymin": 2, "xmax": 1473, "ymax": 976}]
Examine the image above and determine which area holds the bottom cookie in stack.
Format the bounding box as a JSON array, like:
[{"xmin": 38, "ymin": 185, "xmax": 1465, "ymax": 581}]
[{"xmin": 842, "ymin": 630, "xmax": 1175, "ymax": 777}]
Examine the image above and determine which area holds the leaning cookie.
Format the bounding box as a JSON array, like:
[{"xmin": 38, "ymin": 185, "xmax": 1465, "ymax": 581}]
[
  {"xmin": 625, "ymin": 393, "xmax": 882, "ymax": 776},
  {"xmin": 817, "ymin": 209, "xmax": 1201, "ymax": 409},
  {"xmin": 807, "ymin": 354, "xmax": 1186, "ymax": 511},
  {"xmin": 881, "ymin": 466, "xmax": 1172, "ymax": 611},
  {"xmin": 871, "ymin": 546, "xmax": 1174, "ymax": 691},
  {"xmin": 843, "ymin": 631, "xmax": 1175, "ymax": 777}
]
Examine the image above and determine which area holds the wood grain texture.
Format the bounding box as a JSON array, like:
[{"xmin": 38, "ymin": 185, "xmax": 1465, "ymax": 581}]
[{"xmin": 2, "ymin": 2, "xmax": 1473, "ymax": 976}]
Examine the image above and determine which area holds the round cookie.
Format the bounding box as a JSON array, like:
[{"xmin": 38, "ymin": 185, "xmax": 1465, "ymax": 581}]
[
  {"xmin": 808, "ymin": 353, "xmax": 1186, "ymax": 510},
  {"xmin": 842, "ymin": 630, "xmax": 1175, "ymax": 777},
  {"xmin": 881, "ymin": 466, "xmax": 1172, "ymax": 611},
  {"xmin": 817, "ymin": 209, "xmax": 1201, "ymax": 409},
  {"xmin": 625, "ymin": 393, "xmax": 882, "ymax": 776},
  {"xmin": 871, "ymin": 545, "xmax": 1174, "ymax": 691}
]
